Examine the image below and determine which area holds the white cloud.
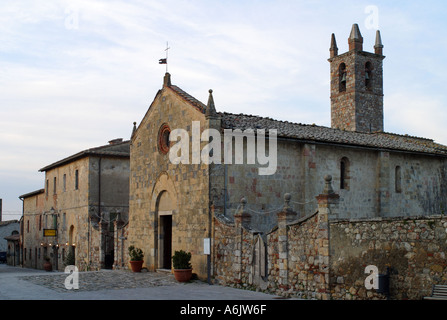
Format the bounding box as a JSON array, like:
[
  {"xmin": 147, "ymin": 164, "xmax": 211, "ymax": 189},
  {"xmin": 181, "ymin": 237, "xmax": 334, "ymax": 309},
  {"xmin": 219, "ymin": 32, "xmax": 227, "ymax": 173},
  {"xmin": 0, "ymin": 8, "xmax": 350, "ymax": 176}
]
[
  {"xmin": 1, "ymin": 0, "xmax": 447, "ymax": 217},
  {"xmin": 386, "ymin": 92, "xmax": 447, "ymax": 145}
]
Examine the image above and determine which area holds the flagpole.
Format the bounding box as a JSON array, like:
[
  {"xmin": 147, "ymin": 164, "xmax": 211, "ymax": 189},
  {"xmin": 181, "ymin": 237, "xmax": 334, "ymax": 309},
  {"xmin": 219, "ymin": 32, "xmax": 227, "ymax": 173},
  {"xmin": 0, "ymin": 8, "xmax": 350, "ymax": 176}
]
[{"xmin": 165, "ymin": 42, "xmax": 170, "ymax": 73}]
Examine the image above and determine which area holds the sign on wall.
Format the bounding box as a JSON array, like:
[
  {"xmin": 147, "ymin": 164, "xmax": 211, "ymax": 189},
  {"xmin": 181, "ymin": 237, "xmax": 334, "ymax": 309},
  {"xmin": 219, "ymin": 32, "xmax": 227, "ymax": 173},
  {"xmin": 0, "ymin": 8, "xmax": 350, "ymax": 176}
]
[{"xmin": 43, "ymin": 229, "xmax": 57, "ymax": 237}]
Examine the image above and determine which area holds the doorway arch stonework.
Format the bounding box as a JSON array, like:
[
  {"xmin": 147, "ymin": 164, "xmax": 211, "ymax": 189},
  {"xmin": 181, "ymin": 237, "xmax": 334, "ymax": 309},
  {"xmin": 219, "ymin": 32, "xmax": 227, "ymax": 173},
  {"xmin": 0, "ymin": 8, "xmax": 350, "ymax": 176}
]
[{"xmin": 150, "ymin": 172, "xmax": 178, "ymax": 270}]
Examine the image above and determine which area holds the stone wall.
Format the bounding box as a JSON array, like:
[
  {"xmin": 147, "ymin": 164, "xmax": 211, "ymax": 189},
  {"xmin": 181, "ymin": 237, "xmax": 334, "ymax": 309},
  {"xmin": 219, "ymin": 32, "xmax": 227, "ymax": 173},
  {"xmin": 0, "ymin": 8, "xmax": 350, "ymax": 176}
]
[
  {"xmin": 212, "ymin": 176, "xmax": 447, "ymax": 300},
  {"xmin": 213, "ymin": 187, "xmax": 332, "ymax": 299},
  {"xmin": 330, "ymin": 215, "xmax": 447, "ymax": 300},
  {"xmin": 113, "ymin": 220, "xmax": 129, "ymax": 270}
]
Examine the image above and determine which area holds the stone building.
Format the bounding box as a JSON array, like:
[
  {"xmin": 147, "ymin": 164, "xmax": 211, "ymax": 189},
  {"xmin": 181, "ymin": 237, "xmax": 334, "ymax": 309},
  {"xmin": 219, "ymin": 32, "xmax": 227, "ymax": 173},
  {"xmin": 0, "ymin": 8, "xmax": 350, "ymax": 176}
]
[
  {"xmin": 128, "ymin": 23, "xmax": 447, "ymax": 287},
  {"xmin": 20, "ymin": 139, "xmax": 130, "ymax": 271},
  {"xmin": 0, "ymin": 220, "xmax": 20, "ymax": 265}
]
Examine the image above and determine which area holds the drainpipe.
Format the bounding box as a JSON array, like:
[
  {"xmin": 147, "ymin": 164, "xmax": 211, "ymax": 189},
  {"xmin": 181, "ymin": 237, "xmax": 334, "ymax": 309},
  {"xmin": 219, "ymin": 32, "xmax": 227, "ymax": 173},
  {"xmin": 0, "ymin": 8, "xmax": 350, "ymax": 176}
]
[
  {"xmin": 224, "ymin": 164, "xmax": 227, "ymax": 216},
  {"xmin": 207, "ymin": 164, "xmax": 212, "ymax": 285},
  {"xmin": 19, "ymin": 196, "xmax": 24, "ymax": 267},
  {"xmin": 98, "ymin": 156, "xmax": 102, "ymax": 269}
]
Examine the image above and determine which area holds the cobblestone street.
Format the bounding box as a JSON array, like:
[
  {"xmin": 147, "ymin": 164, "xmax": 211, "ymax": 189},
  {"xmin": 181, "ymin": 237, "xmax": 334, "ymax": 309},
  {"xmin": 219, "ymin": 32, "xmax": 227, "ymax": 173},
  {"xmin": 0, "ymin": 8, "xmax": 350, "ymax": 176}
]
[
  {"xmin": 0, "ymin": 264, "xmax": 285, "ymax": 300},
  {"xmin": 19, "ymin": 269, "xmax": 179, "ymax": 292}
]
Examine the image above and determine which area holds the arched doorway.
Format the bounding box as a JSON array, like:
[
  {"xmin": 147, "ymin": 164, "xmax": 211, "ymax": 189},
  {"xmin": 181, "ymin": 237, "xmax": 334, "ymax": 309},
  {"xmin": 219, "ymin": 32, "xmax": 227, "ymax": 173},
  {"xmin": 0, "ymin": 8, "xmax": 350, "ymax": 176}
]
[
  {"xmin": 156, "ymin": 190, "xmax": 175, "ymax": 270},
  {"xmin": 150, "ymin": 173, "xmax": 178, "ymax": 271}
]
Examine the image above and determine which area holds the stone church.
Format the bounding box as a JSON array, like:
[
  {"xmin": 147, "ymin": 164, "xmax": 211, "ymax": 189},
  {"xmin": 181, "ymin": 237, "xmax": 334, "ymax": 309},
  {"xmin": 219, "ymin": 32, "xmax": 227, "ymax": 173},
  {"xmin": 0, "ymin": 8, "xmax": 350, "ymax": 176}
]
[{"xmin": 128, "ymin": 24, "xmax": 447, "ymax": 280}]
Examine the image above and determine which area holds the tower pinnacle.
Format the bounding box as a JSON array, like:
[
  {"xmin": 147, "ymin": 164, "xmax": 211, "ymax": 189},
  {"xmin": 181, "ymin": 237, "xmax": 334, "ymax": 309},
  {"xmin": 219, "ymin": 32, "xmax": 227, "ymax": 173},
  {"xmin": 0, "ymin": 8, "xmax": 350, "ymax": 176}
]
[
  {"xmin": 348, "ymin": 24, "xmax": 363, "ymax": 51},
  {"xmin": 330, "ymin": 33, "xmax": 338, "ymax": 58},
  {"xmin": 374, "ymin": 30, "xmax": 384, "ymax": 55}
]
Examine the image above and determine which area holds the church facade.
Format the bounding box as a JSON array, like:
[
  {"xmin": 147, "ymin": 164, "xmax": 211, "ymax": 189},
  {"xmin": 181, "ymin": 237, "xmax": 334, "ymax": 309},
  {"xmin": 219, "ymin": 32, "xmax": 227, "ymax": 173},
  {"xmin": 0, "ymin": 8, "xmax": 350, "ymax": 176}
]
[{"xmin": 128, "ymin": 24, "xmax": 447, "ymax": 287}]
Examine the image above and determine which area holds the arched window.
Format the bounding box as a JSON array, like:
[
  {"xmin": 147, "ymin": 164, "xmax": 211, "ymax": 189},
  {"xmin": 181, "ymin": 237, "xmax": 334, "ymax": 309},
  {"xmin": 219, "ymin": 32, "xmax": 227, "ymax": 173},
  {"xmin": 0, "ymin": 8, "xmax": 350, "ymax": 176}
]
[
  {"xmin": 339, "ymin": 63, "xmax": 347, "ymax": 93},
  {"xmin": 340, "ymin": 157, "xmax": 350, "ymax": 190},
  {"xmin": 395, "ymin": 166, "xmax": 402, "ymax": 193},
  {"xmin": 365, "ymin": 62, "xmax": 372, "ymax": 90}
]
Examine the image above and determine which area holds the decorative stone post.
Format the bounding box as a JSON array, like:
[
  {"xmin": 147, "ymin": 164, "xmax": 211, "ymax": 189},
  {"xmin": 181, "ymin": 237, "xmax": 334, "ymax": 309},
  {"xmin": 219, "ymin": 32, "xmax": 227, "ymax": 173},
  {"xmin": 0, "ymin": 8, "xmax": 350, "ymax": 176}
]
[
  {"xmin": 233, "ymin": 197, "xmax": 251, "ymax": 284},
  {"xmin": 99, "ymin": 217, "xmax": 107, "ymax": 269},
  {"xmin": 276, "ymin": 193, "xmax": 298, "ymax": 291},
  {"xmin": 315, "ymin": 175, "xmax": 339, "ymax": 300}
]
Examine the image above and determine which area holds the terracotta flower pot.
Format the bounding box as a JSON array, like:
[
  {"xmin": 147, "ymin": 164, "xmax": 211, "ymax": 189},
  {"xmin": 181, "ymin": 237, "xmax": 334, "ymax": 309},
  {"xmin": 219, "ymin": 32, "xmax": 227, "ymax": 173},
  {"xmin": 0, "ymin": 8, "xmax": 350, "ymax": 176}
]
[
  {"xmin": 174, "ymin": 269, "xmax": 192, "ymax": 282},
  {"xmin": 130, "ymin": 260, "xmax": 144, "ymax": 272},
  {"xmin": 43, "ymin": 261, "xmax": 52, "ymax": 272}
]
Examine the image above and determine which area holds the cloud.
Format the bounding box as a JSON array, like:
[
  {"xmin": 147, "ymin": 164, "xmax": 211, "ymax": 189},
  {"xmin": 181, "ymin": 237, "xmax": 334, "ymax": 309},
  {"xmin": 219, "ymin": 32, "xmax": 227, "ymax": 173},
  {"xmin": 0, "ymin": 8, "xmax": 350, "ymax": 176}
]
[
  {"xmin": 386, "ymin": 92, "xmax": 447, "ymax": 145},
  {"xmin": 1, "ymin": 0, "xmax": 447, "ymax": 219}
]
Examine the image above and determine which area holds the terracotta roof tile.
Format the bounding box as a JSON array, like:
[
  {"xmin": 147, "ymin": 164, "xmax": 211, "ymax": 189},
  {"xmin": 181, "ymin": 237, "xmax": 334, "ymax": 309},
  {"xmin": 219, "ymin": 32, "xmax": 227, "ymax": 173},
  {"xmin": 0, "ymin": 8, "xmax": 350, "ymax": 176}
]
[{"xmin": 220, "ymin": 112, "xmax": 447, "ymax": 156}]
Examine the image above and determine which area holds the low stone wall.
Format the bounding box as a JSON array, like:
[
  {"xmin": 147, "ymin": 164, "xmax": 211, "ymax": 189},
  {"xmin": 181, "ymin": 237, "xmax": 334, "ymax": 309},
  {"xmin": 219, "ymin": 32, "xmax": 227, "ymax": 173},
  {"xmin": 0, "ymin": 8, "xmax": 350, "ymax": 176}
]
[
  {"xmin": 330, "ymin": 215, "xmax": 447, "ymax": 300},
  {"xmin": 213, "ymin": 194, "xmax": 331, "ymax": 299},
  {"xmin": 212, "ymin": 176, "xmax": 447, "ymax": 300}
]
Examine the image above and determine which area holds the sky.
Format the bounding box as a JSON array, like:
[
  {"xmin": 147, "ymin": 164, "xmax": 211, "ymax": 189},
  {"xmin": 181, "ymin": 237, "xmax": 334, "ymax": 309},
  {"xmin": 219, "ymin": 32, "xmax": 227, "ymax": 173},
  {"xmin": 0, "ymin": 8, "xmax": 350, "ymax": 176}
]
[{"xmin": 1, "ymin": 0, "xmax": 447, "ymax": 221}]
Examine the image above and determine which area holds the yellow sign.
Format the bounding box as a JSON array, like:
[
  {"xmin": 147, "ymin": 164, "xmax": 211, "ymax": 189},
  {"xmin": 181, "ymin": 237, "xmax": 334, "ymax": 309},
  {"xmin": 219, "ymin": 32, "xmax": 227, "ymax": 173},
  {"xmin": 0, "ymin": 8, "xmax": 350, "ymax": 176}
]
[{"xmin": 43, "ymin": 229, "xmax": 57, "ymax": 237}]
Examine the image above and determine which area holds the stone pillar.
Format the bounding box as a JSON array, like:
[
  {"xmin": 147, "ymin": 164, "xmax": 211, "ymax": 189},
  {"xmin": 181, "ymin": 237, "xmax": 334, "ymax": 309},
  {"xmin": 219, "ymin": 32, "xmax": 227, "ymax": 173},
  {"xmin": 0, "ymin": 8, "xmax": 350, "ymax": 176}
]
[
  {"xmin": 113, "ymin": 219, "xmax": 119, "ymax": 269},
  {"xmin": 315, "ymin": 175, "xmax": 339, "ymax": 300},
  {"xmin": 99, "ymin": 217, "xmax": 107, "ymax": 269},
  {"xmin": 276, "ymin": 193, "xmax": 298, "ymax": 291},
  {"xmin": 233, "ymin": 197, "xmax": 251, "ymax": 284}
]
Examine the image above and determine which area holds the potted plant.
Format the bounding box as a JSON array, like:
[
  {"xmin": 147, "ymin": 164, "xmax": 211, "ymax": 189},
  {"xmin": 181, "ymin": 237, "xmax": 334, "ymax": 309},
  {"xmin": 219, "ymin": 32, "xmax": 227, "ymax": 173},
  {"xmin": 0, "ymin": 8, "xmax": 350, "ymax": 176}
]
[
  {"xmin": 64, "ymin": 249, "xmax": 75, "ymax": 266},
  {"xmin": 172, "ymin": 250, "xmax": 192, "ymax": 282},
  {"xmin": 43, "ymin": 256, "xmax": 52, "ymax": 272},
  {"xmin": 128, "ymin": 246, "xmax": 144, "ymax": 272}
]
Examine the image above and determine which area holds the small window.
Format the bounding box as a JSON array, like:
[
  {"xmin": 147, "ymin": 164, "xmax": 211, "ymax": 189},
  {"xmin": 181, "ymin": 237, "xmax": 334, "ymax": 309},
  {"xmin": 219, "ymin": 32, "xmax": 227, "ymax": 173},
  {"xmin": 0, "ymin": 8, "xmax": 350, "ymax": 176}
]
[
  {"xmin": 340, "ymin": 157, "xmax": 350, "ymax": 190},
  {"xmin": 395, "ymin": 166, "xmax": 402, "ymax": 193},
  {"xmin": 339, "ymin": 63, "xmax": 347, "ymax": 93},
  {"xmin": 53, "ymin": 177, "xmax": 57, "ymax": 195},
  {"xmin": 63, "ymin": 174, "xmax": 66, "ymax": 192},
  {"xmin": 46, "ymin": 179, "xmax": 49, "ymax": 196},
  {"xmin": 158, "ymin": 124, "xmax": 171, "ymax": 154},
  {"xmin": 365, "ymin": 62, "xmax": 372, "ymax": 90},
  {"xmin": 75, "ymin": 170, "xmax": 79, "ymax": 190}
]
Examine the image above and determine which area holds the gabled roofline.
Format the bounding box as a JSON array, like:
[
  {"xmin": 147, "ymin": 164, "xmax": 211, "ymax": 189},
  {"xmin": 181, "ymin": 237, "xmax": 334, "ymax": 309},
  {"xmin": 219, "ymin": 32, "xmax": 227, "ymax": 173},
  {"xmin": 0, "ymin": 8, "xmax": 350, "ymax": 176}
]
[
  {"xmin": 38, "ymin": 139, "xmax": 130, "ymax": 172},
  {"xmin": 19, "ymin": 188, "xmax": 45, "ymax": 200},
  {"xmin": 132, "ymin": 74, "xmax": 208, "ymax": 143}
]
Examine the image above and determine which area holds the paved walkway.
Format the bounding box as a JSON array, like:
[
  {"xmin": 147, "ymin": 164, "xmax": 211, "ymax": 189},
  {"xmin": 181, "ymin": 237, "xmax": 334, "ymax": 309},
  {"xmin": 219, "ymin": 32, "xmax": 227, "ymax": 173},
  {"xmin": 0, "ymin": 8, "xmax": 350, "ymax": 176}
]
[{"xmin": 0, "ymin": 264, "xmax": 291, "ymax": 300}]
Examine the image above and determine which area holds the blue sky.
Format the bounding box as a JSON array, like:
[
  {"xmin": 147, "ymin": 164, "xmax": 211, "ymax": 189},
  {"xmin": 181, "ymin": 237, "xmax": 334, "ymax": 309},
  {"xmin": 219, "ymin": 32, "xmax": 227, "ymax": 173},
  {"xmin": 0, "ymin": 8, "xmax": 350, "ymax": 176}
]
[{"xmin": 1, "ymin": 0, "xmax": 447, "ymax": 220}]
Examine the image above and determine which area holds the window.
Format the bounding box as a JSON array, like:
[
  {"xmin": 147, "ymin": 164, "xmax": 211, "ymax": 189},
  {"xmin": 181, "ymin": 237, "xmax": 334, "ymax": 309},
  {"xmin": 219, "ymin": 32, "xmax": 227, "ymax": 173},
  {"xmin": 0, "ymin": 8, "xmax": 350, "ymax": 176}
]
[
  {"xmin": 395, "ymin": 166, "xmax": 402, "ymax": 193},
  {"xmin": 27, "ymin": 220, "xmax": 30, "ymax": 233},
  {"xmin": 75, "ymin": 170, "xmax": 79, "ymax": 190},
  {"xmin": 158, "ymin": 124, "xmax": 171, "ymax": 154},
  {"xmin": 46, "ymin": 179, "xmax": 49, "ymax": 196},
  {"xmin": 63, "ymin": 174, "xmax": 66, "ymax": 192},
  {"xmin": 365, "ymin": 62, "xmax": 372, "ymax": 90},
  {"xmin": 339, "ymin": 63, "xmax": 347, "ymax": 93},
  {"xmin": 39, "ymin": 215, "xmax": 42, "ymax": 231},
  {"xmin": 53, "ymin": 177, "xmax": 57, "ymax": 195},
  {"xmin": 340, "ymin": 157, "xmax": 350, "ymax": 190}
]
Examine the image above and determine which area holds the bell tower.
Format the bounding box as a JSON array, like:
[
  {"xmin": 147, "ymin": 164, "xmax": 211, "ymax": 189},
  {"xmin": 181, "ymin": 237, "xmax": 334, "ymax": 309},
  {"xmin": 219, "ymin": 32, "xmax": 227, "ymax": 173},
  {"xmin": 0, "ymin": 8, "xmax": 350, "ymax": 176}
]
[{"xmin": 328, "ymin": 24, "xmax": 385, "ymax": 133}]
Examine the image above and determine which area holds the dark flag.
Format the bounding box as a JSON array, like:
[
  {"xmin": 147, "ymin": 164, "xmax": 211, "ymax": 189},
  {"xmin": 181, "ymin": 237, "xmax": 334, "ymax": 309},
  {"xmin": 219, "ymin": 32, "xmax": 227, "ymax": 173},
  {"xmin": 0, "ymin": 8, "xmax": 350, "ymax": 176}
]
[{"xmin": 159, "ymin": 58, "xmax": 167, "ymax": 64}]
